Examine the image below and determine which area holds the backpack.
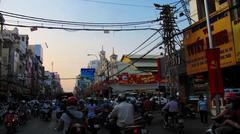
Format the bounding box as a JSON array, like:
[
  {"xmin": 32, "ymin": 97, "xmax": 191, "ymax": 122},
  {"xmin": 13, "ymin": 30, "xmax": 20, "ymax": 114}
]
[{"xmin": 66, "ymin": 110, "xmax": 85, "ymax": 134}]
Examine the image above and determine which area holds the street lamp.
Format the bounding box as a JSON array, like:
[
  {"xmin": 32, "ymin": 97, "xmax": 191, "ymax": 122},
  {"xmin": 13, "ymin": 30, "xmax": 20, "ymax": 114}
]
[{"xmin": 87, "ymin": 54, "xmax": 99, "ymax": 60}]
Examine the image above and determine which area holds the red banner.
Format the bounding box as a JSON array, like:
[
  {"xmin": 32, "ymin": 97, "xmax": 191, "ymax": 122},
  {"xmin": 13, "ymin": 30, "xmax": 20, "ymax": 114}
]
[
  {"xmin": 156, "ymin": 58, "xmax": 161, "ymax": 82},
  {"xmin": 206, "ymin": 48, "xmax": 224, "ymax": 99},
  {"xmin": 118, "ymin": 73, "xmax": 157, "ymax": 84}
]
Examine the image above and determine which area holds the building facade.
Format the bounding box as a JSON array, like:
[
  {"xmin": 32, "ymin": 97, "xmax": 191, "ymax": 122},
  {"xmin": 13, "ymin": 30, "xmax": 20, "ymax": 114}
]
[{"xmin": 183, "ymin": 0, "xmax": 240, "ymax": 100}]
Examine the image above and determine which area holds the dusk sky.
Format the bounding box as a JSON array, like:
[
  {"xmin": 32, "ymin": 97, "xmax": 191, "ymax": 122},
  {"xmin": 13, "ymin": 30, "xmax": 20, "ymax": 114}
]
[{"xmin": 0, "ymin": 0, "xmax": 187, "ymax": 92}]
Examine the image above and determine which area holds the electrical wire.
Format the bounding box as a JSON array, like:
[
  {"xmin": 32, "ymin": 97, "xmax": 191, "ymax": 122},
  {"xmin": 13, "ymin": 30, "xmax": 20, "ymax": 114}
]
[
  {"xmin": 131, "ymin": 34, "xmax": 162, "ymax": 56},
  {"xmin": 126, "ymin": 29, "xmax": 161, "ymax": 57},
  {"xmin": 80, "ymin": 0, "xmax": 153, "ymax": 8},
  {"xmin": 0, "ymin": 10, "xmax": 159, "ymax": 27},
  {"xmin": 109, "ymin": 30, "xmax": 184, "ymax": 78},
  {"xmin": 4, "ymin": 23, "xmax": 159, "ymax": 32}
]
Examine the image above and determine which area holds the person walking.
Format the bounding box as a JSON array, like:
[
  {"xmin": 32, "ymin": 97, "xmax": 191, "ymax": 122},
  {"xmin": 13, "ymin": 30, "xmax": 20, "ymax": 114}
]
[{"xmin": 198, "ymin": 94, "xmax": 208, "ymax": 124}]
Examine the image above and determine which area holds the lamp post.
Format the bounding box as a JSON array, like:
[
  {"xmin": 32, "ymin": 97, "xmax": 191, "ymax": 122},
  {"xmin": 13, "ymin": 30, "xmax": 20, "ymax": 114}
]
[
  {"xmin": 87, "ymin": 54, "xmax": 99, "ymax": 60},
  {"xmin": 203, "ymin": 0, "xmax": 221, "ymax": 115}
]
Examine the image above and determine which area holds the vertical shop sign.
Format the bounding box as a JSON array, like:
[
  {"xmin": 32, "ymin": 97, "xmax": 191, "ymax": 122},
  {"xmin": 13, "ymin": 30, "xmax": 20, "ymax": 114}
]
[{"xmin": 206, "ymin": 48, "xmax": 224, "ymax": 99}]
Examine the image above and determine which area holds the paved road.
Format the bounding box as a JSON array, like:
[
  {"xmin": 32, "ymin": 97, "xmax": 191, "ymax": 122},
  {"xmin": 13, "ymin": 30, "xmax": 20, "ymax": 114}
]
[{"xmin": 0, "ymin": 112, "xmax": 209, "ymax": 134}]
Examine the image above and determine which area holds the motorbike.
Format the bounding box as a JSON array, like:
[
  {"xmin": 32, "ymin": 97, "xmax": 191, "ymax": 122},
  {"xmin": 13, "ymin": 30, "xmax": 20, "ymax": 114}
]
[
  {"xmin": 98, "ymin": 108, "xmax": 111, "ymax": 128},
  {"xmin": 32, "ymin": 106, "xmax": 39, "ymax": 118},
  {"xmin": 183, "ymin": 105, "xmax": 196, "ymax": 119},
  {"xmin": 161, "ymin": 111, "xmax": 184, "ymax": 134},
  {"xmin": 87, "ymin": 117, "xmax": 100, "ymax": 134},
  {"xmin": 206, "ymin": 120, "xmax": 240, "ymax": 134},
  {"xmin": 120, "ymin": 116, "xmax": 148, "ymax": 134},
  {"xmin": 56, "ymin": 108, "xmax": 64, "ymax": 121},
  {"xmin": 143, "ymin": 111, "xmax": 153, "ymax": 125},
  {"xmin": 4, "ymin": 110, "xmax": 18, "ymax": 134},
  {"xmin": 17, "ymin": 110, "xmax": 27, "ymax": 125},
  {"xmin": 40, "ymin": 107, "xmax": 52, "ymax": 121}
]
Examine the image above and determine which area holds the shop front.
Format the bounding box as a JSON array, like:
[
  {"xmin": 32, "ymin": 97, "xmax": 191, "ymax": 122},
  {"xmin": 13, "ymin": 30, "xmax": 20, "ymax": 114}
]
[{"xmin": 183, "ymin": 8, "xmax": 238, "ymax": 99}]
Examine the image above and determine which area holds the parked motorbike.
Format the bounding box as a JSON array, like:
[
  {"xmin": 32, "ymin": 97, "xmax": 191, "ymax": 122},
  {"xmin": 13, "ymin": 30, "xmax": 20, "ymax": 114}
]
[{"xmin": 4, "ymin": 110, "xmax": 18, "ymax": 134}]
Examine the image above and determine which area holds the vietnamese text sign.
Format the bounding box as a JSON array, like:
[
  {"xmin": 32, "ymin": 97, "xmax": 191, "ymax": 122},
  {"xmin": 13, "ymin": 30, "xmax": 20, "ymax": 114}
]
[
  {"xmin": 183, "ymin": 9, "xmax": 236, "ymax": 75},
  {"xmin": 81, "ymin": 68, "xmax": 95, "ymax": 80}
]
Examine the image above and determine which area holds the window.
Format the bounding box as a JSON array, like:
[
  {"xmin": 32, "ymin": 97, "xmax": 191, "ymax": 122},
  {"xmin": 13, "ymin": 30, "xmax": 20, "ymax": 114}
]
[
  {"xmin": 197, "ymin": 0, "xmax": 216, "ymax": 20},
  {"xmin": 219, "ymin": 0, "xmax": 227, "ymax": 5},
  {"xmin": 231, "ymin": 0, "xmax": 240, "ymax": 22},
  {"xmin": 22, "ymin": 37, "xmax": 25, "ymax": 41}
]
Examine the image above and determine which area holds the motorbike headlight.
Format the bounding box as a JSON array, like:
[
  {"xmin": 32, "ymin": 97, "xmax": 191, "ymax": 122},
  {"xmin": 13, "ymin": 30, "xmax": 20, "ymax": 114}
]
[
  {"xmin": 178, "ymin": 119, "xmax": 184, "ymax": 123},
  {"xmin": 94, "ymin": 124, "xmax": 100, "ymax": 129},
  {"xmin": 140, "ymin": 129, "xmax": 148, "ymax": 134}
]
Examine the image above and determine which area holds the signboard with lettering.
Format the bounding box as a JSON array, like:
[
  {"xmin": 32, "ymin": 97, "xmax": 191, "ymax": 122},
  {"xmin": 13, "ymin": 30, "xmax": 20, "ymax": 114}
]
[
  {"xmin": 81, "ymin": 68, "xmax": 95, "ymax": 81},
  {"xmin": 183, "ymin": 9, "xmax": 236, "ymax": 75},
  {"xmin": 232, "ymin": 16, "xmax": 240, "ymax": 62},
  {"xmin": 118, "ymin": 73, "xmax": 157, "ymax": 84}
]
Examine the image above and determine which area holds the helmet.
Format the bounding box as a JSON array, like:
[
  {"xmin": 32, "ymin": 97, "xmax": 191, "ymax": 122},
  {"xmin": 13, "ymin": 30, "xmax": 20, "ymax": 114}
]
[
  {"xmin": 118, "ymin": 94, "xmax": 126, "ymax": 102},
  {"xmin": 225, "ymin": 92, "xmax": 237, "ymax": 101},
  {"xmin": 21, "ymin": 100, "xmax": 26, "ymax": 103},
  {"xmin": 67, "ymin": 96, "xmax": 78, "ymax": 106}
]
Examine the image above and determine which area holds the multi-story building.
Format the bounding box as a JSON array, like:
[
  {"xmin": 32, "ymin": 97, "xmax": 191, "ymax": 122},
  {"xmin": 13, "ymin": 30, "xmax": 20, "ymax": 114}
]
[
  {"xmin": 183, "ymin": 0, "xmax": 240, "ymax": 102},
  {"xmin": 44, "ymin": 71, "xmax": 63, "ymax": 98},
  {"xmin": 28, "ymin": 45, "xmax": 45, "ymax": 97}
]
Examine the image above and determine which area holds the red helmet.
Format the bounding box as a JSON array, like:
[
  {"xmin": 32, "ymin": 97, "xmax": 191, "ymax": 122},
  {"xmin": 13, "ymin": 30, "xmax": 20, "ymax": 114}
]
[
  {"xmin": 67, "ymin": 96, "xmax": 77, "ymax": 106},
  {"xmin": 225, "ymin": 92, "xmax": 237, "ymax": 101}
]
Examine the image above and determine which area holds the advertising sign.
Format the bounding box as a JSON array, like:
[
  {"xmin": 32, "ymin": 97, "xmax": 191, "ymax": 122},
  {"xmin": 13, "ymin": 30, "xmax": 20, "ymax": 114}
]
[
  {"xmin": 232, "ymin": 12, "xmax": 240, "ymax": 62},
  {"xmin": 206, "ymin": 48, "xmax": 224, "ymax": 99},
  {"xmin": 118, "ymin": 73, "xmax": 157, "ymax": 84},
  {"xmin": 183, "ymin": 9, "xmax": 236, "ymax": 75},
  {"xmin": 81, "ymin": 68, "xmax": 95, "ymax": 80}
]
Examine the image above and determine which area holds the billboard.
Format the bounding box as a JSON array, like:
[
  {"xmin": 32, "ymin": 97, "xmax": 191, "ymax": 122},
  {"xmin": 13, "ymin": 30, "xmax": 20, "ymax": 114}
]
[
  {"xmin": 183, "ymin": 9, "xmax": 236, "ymax": 75},
  {"xmin": 81, "ymin": 68, "xmax": 95, "ymax": 81},
  {"xmin": 118, "ymin": 73, "xmax": 157, "ymax": 84}
]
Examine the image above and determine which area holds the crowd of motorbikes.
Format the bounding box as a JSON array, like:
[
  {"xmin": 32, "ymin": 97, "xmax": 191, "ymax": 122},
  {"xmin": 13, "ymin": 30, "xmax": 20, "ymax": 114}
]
[
  {"xmin": 0, "ymin": 95, "xmax": 201, "ymax": 134},
  {"xmin": 0, "ymin": 100, "xmax": 53, "ymax": 134}
]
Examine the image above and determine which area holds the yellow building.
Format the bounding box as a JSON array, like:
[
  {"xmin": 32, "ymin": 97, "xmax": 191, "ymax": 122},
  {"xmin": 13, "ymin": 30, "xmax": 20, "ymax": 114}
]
[{"xmin": 184, "ymin": 0, "xmax": 240, "ymax": 97}]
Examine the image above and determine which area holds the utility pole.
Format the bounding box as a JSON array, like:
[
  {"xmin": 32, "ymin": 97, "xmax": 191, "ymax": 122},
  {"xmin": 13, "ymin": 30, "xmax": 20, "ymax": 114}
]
[
  {"xmin": 180, "ymin": 0, "xmax": 192, "ymax": 25},
  {"xmin": 155, "ymin": 4, "xmax": 181, "ymax": 96},
  {"xmin": 0, "ymin": 13, "xmax": 4, "ymax": 90}
]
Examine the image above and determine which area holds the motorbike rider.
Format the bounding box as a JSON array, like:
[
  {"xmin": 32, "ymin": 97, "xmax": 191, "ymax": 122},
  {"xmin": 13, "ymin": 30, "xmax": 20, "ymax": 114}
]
[
  {"xmin": 143, "ymin": 97, "xmax": 153, "ymax": 113},
  {"xmin": 41, "ymin": 100, "xmax": 52, "ymax": 119},
  {"xmin": 86, "ymin": 98, "xmax": 97, "ymax": 134},
  {"xmin": 211, "ymin": 92, "xmax": 240, "ymax": 134},
  {"xmin": 108, "ymin": 94, "xmax": 134, "ymax": 134},
  {"xmin": 162, "ymin": 95, "xmax": 179, "ymax": 126},
  {"xmin": 57, "ymin": 96, "xmax": 84, "ymax": 134}
]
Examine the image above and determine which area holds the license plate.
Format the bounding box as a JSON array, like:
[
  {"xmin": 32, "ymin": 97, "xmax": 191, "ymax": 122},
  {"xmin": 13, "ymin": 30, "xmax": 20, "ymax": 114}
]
[
  {"xmin": 141, "ymin": 129, "xmax": 148, "ymax": 134},
  {"xmin": 148, "ymin": 114, "xmax": 153, "ymax": 116},
  {"xmin": 94, "ymin": 124, "xmax": 100, "ymax": 129},
  {"xmin": 178, "ymin": 119, "xmax": 184, "ymax": 123}
]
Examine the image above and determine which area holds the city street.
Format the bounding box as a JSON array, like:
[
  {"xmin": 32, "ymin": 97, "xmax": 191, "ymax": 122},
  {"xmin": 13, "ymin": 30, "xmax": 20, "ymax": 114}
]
[{"xmin": 0, "ymin": 112, "xmax": 208, "ymax": 134}]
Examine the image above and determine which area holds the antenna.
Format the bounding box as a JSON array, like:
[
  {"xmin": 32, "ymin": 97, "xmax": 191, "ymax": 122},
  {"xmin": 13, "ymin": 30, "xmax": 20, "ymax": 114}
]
[{"xmin": 51, "ymin": 61, "xmax": 54, "ymax": 72}]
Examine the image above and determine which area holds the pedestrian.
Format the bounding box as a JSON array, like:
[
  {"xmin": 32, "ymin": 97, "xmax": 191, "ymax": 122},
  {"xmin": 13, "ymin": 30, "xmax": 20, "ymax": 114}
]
[{"xmin": 198, "ymin": 94, "xmax": 208, "ymax": 124}]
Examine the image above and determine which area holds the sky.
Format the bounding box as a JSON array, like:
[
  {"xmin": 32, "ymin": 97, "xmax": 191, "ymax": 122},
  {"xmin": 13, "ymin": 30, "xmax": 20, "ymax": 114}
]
[{"xmin": 0, "ymin": 0, "xmax": 187, "ymax": 92}]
